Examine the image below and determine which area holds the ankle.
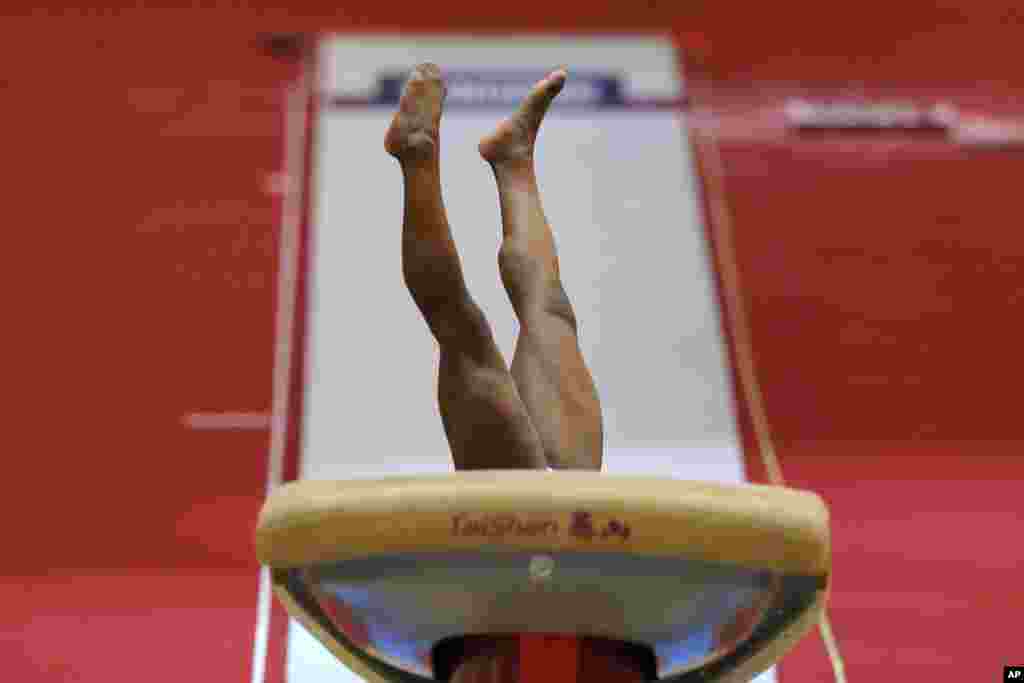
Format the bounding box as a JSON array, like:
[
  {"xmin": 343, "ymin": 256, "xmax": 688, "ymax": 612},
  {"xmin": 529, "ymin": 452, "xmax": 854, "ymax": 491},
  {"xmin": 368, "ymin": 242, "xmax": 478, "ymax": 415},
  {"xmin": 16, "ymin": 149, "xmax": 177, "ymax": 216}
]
[
  {"xmin": 387, "ymin": 129, "xmax": 439, "ymax": 164},
  {"xmin": 399, "ymin": 155, "xmax": 441, "ymax": 181},
  {"xmin": 490, "ymin": 160, "xmax": 537, "ymax": 187}
]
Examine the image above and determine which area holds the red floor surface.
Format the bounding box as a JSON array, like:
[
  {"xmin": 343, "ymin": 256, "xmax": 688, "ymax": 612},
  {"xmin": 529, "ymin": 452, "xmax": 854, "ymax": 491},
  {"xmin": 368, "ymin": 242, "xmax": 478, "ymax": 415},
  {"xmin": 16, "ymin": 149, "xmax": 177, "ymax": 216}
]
[{"xmin": 3, "ymin": 5, "xmax": 1023, "ymax": 682}]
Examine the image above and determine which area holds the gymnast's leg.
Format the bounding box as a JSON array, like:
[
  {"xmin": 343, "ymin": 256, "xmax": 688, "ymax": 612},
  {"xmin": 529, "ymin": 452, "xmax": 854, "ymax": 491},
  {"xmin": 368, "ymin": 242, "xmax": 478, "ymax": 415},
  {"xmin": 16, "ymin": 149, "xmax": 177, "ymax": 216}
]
[
  {"xmin": 479, "ymin": 69, "xmax": 604, "ymax": 471},
  {"xmin": 385, "ymin": 63, "xmax": 546, "ymax": 472}
]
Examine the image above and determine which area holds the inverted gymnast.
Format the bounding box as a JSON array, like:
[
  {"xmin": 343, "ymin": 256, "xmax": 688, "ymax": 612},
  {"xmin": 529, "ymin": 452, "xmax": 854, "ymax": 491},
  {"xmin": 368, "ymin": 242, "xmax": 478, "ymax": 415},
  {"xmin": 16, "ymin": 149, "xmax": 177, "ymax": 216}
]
[
  {"xmin": 385, "ymin": 63, "xmax": 603, "ymax": 474},
  {"xmin": 385, "ymin": 64, "xmax": 654, "ymax": 681}
]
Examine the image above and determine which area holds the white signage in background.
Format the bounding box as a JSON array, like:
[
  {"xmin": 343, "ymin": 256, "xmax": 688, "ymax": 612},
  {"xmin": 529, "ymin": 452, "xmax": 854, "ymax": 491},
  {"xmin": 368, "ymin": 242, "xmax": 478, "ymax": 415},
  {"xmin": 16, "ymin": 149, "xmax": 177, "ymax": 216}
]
[
  {"xmin": 785, "ymin": 98, "xmax": 1024, "ymax": 148},
  {"xmin": 953, "ymin": 117, "xmax": 1024, "ymax": 148},
  {"xmin": 373, "ymin": 71, "xmax": 617, "ymax": 108},
  {"xmin": 785, "ymin": 98, "xmax": 959, "ymax": 130}
]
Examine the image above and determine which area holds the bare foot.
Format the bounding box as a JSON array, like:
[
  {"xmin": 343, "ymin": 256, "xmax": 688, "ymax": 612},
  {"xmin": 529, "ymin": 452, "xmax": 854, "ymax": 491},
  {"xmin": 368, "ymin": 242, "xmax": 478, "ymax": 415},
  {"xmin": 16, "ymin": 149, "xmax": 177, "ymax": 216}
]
[
  {"xmin": 479, "ymin": 69, "xmax": 567, "ymax": 165},
  {"xmin": 385, "ymin": 63, "xmax": 446, "ymax": 161}
]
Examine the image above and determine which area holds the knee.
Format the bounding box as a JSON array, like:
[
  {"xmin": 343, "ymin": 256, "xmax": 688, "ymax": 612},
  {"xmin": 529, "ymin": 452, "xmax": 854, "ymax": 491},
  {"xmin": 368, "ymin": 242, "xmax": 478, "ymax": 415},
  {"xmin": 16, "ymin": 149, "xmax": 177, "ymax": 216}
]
[
  {"xmin": 497, "ymin": 242, "xmax": 540, "ymax": 302},
  {"xmin": 499, "ymin": 244, "xmax": 574, "ymax": 329},
  {"xmin": 429, "ymin": 297, "xmax": 498, "ymax": 363}
]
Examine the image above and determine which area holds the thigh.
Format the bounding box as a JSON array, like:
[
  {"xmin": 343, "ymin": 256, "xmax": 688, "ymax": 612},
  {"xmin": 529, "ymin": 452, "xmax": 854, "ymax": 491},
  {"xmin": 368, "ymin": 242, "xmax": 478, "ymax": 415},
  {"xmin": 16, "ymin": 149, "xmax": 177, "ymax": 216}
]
[
  {"xmin": 437, "ymin": 344, "xmax": 546, "ymax": 471},
  {"xmin": 510, "ymin": 313, "xmax": 603, "ymax": 471}
]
